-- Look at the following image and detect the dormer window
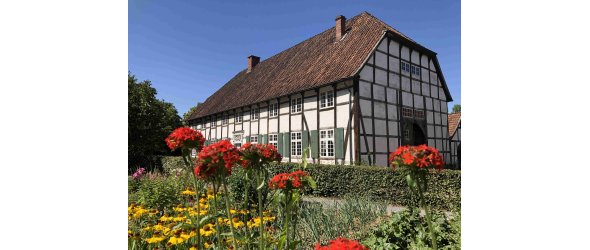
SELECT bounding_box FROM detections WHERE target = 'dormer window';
[291,97,302,113]
[251,107,259,120]
[320,90,334,109]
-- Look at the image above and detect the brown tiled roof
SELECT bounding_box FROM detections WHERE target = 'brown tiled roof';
[189,12,441,120]
[448,112,461,137]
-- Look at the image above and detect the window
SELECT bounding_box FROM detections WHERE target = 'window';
[222,114,229,125]
[320,91,334,108]
[291,97,302,113]
[320,129,335,157]
[404,129,410,140]
[235,112,242,123]
[402,107,413,118]
[250,135,258,144]
[251,107,259,120]
[414,110,425,119]
[401,61,411,73]
[269,103,278,117]
[269,134,278,148]
[291,132,302,156]
[411,65,421,77]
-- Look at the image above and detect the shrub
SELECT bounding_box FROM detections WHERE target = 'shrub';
[163,157,461,211]
[129,173,192,210]
[361,209,461,249]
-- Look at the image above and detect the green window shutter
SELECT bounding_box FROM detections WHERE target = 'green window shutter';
[302,130,309,153]
[258,135,263,144]
[335,127,345,159]
[246,136,251,143]
[278,133,284,155]
[262,134,268,144]
[284,133,291,157]
[310,130,319,158]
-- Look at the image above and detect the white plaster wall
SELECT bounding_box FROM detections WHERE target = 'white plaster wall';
[318,109,334,128]
[251,122,259,135]
[359,65,373,82]
[413,94,423,108]
[401,77,411,91]
[434,100,440,112]
[402,92,412,107]
[421,55,429,67]
[430,72,437,85]
[389,138,399,151]
[268,118,278,133]
[260,118,268,135]
[336,105,349,129]
[374,102,386,119]
[336,89,350,104]
[386,88,397,104]
[412,82,421,94]
[429,60,436,71]
[375,51,387,69]
[387,104,398,120]
[426,111,433,123]
[422,83,430,97]
[360,136,373,152]
[304,90,316,98]
[375,154,388,167]
[411,51,420,64]
[362,118,373,134]
[389,73,400,88]
[374,119,387,135]
[360,99,372,116]
[304,110,316,130]
[377,38,387,52]
[359,81,372,98]
[375,68,387,85]
[304,96,316,110]
[279,100,289,115]
[388,121,398,136]
[291,114,302,131]
[389,40,399,57]
[389,56,400,73]
[401,46,410,60]
[373,84,385,101]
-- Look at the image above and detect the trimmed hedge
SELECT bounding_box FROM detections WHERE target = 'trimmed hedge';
[160,157,461,211]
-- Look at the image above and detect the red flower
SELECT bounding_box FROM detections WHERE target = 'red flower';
[240,143,282,169]
[165,127,205,151]
[389,144,444,170]
[315,237,368,250]
[269,170,309,190]
[194,140,240,179]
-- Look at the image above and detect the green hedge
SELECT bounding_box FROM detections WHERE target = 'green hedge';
[160,157,461,211]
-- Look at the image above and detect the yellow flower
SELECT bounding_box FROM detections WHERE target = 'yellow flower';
[168,236,185,245]
[173,216,186,222]
[218,217,229,225]
[204,240,213,249]
[247,217,262,228]
[200,223,216,237]
[231,217,245,228]
[180,230,196,240]
[145,236,165,244]
[181,189,196,196]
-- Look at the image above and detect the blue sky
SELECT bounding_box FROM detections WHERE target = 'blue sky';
[129,0,460,116]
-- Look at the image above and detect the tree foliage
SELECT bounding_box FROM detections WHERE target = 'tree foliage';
[182,102,202,126]
[128,72,181,172]
[452,104,461,113]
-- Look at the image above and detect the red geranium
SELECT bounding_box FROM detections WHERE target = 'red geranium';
[269,170,309,190]
[194,140,241,179]
[240,143,282,169]
[165,127,205,151]
[389,144,444,170]
[315,237,368,250]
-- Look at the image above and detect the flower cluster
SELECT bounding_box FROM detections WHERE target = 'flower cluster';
[268,170,309,190]
[240,143,282,169]
[165,127,205,151]
[315,237,368,250]
[194,140,241,179]
[132,167,146,180]
[389,144,444,170]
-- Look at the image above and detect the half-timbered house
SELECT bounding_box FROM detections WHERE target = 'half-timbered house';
[187,12,454,167]
[448,112,461,169]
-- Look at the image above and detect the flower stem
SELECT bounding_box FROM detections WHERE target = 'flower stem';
[413,172,437,250]
[255,171,265,250]
[212,179,222,247]
[191,175,202,250]
[284,190,291,250]
[222,178,239,250]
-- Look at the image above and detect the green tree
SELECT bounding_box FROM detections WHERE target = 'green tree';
[182,102,202,126]
[128,72,181,172]
[452,104,461,113]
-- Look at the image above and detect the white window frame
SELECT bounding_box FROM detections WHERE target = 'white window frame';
[250,135,258,144]
[320,90,334,109]
[235,112,242,123]
[290,97,302,114]
[269,134,278,148]
[291,132,302,156]
[251,107,259,121]
[401,61,411,73]
[222,114,229,125]
[269,103,278,117]
[320,129,335,157]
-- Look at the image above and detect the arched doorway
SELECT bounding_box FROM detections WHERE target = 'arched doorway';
[402,122,427,146]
